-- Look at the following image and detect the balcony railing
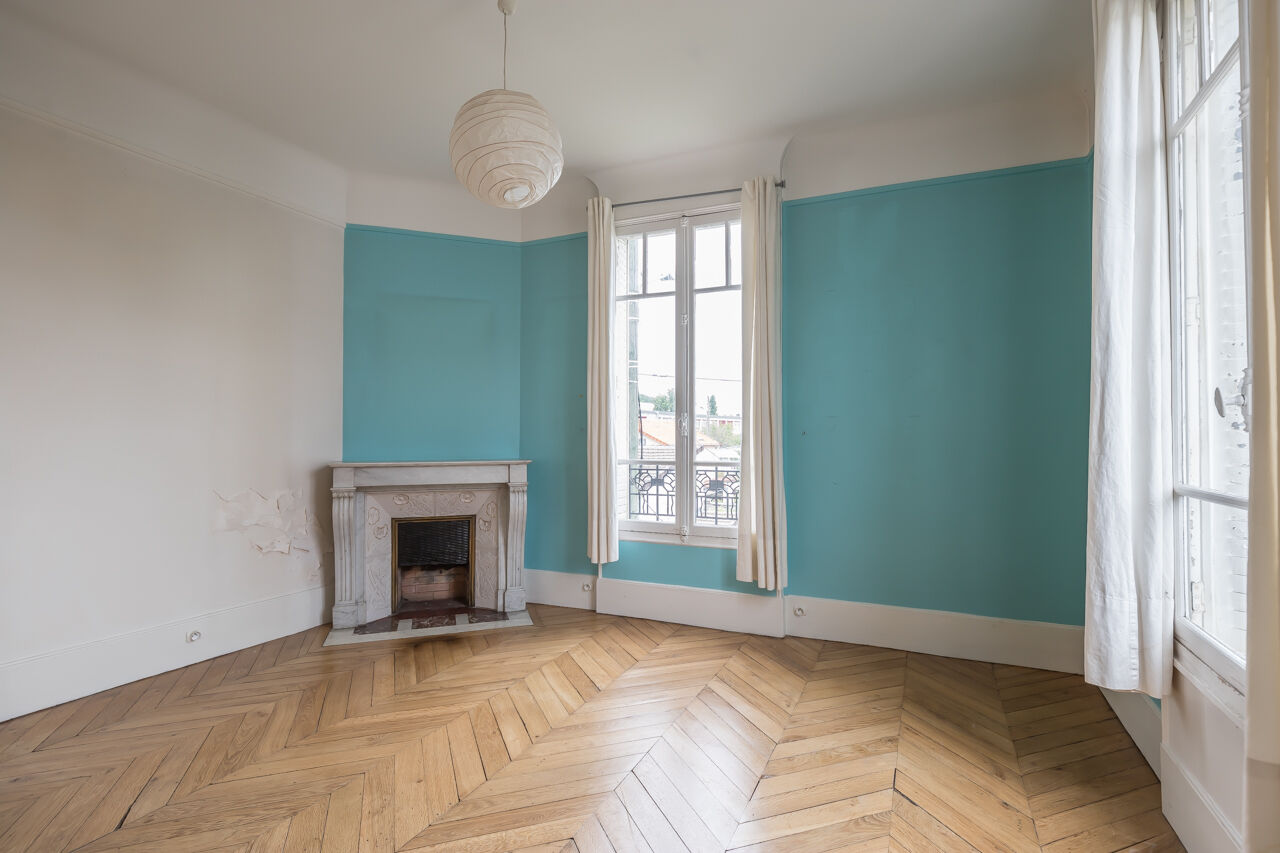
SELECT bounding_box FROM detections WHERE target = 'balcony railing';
[694,463,739,526]
[620,462,739,526]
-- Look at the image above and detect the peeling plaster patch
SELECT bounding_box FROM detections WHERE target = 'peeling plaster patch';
[214,489,326,578]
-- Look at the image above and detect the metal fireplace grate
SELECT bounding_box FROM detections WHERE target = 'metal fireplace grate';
[396,518,471,567]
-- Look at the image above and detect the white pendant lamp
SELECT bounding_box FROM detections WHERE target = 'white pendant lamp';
[449,0,563,209]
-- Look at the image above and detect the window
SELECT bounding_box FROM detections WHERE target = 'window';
[1165,0,1250,676]
[611,209,743,546]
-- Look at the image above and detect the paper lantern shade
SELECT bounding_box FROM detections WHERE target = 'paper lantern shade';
[449,89,563,209]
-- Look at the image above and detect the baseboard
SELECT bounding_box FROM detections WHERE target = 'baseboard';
[1102,689,1163,777]
[1161,745,1243,853]
[783,594,1084,674]
[597,577,784,637]
[0,585,329,722]
[525,568,597,610]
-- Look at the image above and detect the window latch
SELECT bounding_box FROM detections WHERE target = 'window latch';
[679,413,689,437]
[679,524,690,543]
[1214,367,1251,432]
[1190,581,1206,615]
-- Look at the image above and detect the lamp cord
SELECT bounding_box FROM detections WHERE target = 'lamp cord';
[502,13,508,89]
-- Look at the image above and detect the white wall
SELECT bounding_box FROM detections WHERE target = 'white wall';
[1162,644,1247,851]
[0,105,343,721]
[781,86,1092,201]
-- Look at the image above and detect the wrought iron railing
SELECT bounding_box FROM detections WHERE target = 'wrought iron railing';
[621,462,740,525]
[626,463,676,521]
[695,464,740,525]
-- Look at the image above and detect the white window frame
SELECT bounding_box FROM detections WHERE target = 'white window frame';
[1162,0,1251,692]
[614,204,742,549]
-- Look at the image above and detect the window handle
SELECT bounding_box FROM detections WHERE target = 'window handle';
[1213,367,1251,432]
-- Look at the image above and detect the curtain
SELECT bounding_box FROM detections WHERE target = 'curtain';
[1084,0,1175,697]
[1245,2,1280,849]
[736,177,787,591]
[586,197,619,567]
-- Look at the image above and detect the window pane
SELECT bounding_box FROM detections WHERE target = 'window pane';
[615,235,641,296]
[612,294,677,522]
[1210,0,1239,70]
[1176,59,1250,499]
[646,231,675,294]
[694,289,741,527]
[1182,497,1248,657]
[729,220,742,286]
[695,223,726,289]
[1175,0,1201,115]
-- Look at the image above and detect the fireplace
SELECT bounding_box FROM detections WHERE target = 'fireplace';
[393,516,475,612]
[329,460,529,629]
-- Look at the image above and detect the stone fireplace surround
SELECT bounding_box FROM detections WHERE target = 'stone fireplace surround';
[330,461,528,629]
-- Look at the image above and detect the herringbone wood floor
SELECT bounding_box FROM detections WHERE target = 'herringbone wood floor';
[0,604,1183,852]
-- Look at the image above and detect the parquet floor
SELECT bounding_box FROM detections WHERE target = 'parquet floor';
[0,604,1183,852]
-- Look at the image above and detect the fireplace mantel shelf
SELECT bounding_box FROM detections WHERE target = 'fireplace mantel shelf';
[331,460,531,467]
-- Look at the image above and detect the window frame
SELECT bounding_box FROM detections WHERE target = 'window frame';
[1162,0,1251,692]
[613,204,743,549]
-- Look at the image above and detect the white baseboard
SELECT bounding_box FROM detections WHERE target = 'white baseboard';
[783,595,1084,674]
[525,568,597,610]
[597,577,784,637]
[0,585,329,722]
[1102,689,1163,777]
[1161,745,1243,853]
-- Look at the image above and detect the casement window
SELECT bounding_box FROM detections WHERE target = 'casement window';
[611,208,743,547]
[1164,0,1251,684]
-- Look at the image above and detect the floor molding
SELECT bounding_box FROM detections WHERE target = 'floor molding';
[783,594,1085,674]
[0,585,328,722]
[1161,745,1243,853]
[597,577,784,637]
[525,568,597,610]
[1102,689,1163,778]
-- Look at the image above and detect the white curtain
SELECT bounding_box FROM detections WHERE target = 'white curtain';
[1084,0,1175,697]
[736,177,787,591]
[1245,2,1280,848]
[586,197,619,567]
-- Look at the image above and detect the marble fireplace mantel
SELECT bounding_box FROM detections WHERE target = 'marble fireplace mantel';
[330,461,529,629]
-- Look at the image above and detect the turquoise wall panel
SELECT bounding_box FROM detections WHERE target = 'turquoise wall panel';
[343,157,1093,622]
[607,542,773,595]
[520,235,595,577]
[781,159,1093,625]
[343,225,522,462]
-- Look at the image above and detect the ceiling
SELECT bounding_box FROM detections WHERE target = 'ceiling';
[1,0,1092,181]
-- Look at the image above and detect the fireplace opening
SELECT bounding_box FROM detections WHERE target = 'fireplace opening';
[392,516,475,613]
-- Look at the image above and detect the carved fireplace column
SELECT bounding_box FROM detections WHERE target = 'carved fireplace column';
[501,481,528,611]
[330,486,364,628]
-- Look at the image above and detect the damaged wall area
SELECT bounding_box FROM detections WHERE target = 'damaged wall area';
[214,489,329,582]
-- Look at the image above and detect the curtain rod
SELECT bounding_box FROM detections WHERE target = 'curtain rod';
[612,180,786,209]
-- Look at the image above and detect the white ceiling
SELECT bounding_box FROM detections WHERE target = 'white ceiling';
[1,0,1092,181]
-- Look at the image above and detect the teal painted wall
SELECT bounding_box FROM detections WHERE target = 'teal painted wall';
[343,225,522,462]
[518,235,761,592]
[781,159,1093,625]
[343,156,1093,622]
[520,235,595,577]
